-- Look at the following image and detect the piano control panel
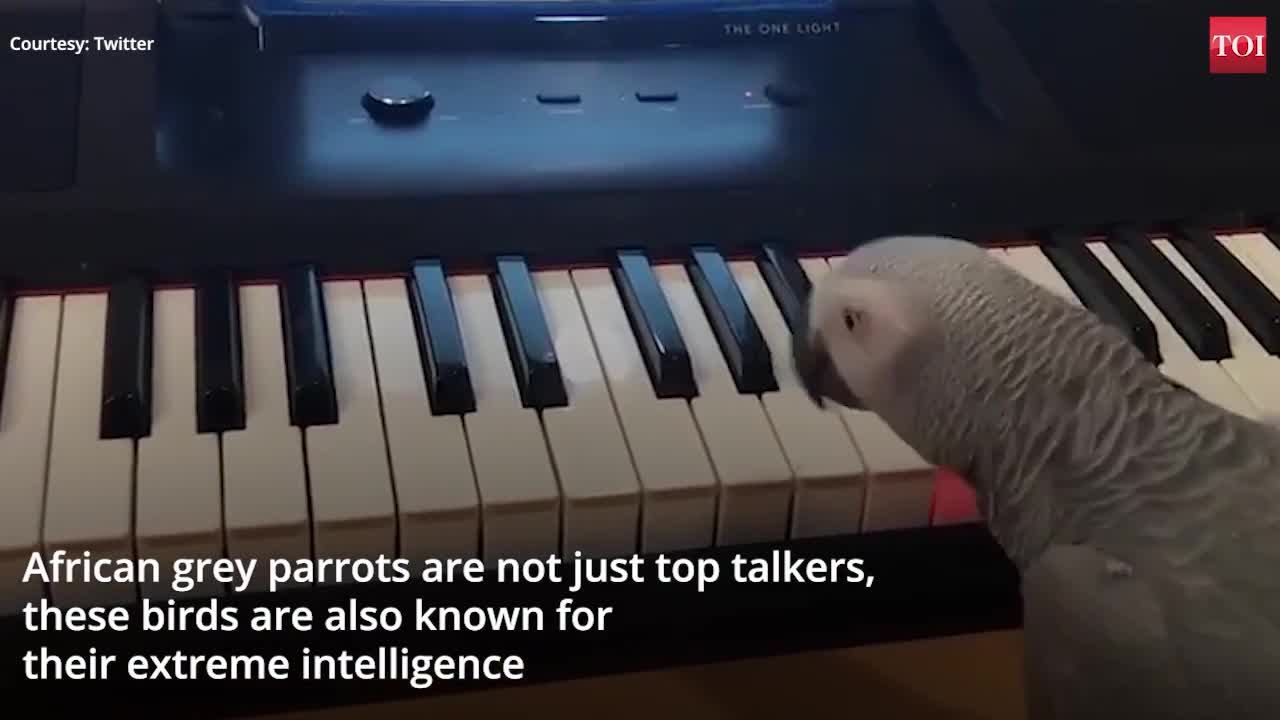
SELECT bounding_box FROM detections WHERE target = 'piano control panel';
[351,75,811,126]
[155,0,1012,197]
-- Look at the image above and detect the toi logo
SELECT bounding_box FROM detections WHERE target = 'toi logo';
[1209,16,1266,74]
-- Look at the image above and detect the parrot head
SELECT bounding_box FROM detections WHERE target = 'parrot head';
[793,235,977,417]
[791,234,1158,477]
[791,257,930,412]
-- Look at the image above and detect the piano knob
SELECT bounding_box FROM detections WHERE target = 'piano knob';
[362,76,435,126]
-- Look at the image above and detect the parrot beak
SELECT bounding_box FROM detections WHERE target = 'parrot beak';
[792,296,865,410]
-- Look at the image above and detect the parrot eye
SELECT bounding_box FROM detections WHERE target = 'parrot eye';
[843,309,859,332]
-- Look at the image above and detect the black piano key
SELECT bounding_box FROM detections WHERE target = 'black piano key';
[491,255,568,409]
[0,282,12,415]
[756,243,812,334]
[195,271,245,433]
[409,259,475,415]
[1107,229,1230,361]
[1041,232,1162,365]
[613,250,697,399]
[686,245,778,394]
[279,265,338,426]
[100,276,153,439]
[1170,227,1280,355]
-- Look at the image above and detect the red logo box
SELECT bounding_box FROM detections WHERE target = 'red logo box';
[1210,16,1267,74]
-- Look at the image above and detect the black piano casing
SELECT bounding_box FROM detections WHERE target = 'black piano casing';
[0,1,1278,715]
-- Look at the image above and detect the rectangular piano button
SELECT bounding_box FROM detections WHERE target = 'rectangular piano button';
[534,269,642,557]
[687,246,777,395]
[572,268,716,553]
[409,259,475,415]
[613,249,696,399]
[537,93,580,105]
[730,260,867,538]
[100,276,153,439]
[303,281,397,567]
[756,243,811,334]
[451,273,560,561]
[814,256,934,532]
[0,296,61,615]
[221,284,310,593]
[1107,230,1230,361]
[657,263,793,545]
[1042,231,1161,365]
[364,279,479,562]
[195,270,245,433]
[135,288,223,600]
[492,255,568,409]
[44,293,136,606]
[1169,227,1280,355]
[635,91,678,103]
[280,265,338,427]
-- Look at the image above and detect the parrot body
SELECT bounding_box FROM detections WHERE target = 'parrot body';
[793,236,1280,719]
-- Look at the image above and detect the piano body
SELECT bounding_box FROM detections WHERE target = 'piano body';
[2,0,1280,714]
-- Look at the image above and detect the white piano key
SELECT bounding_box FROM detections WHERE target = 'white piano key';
[450,274,559,562]
[302,281,397,572]
[1000,245,1084,305]
[42,293,136,607]
[1155,238,1280,416]
[811,257,936,532]
[1084,242,1257,418]
[1223,233,1280,368]
[0,296,62,615]
[1087,242,1198,365]
[1158,359,1261,419]
[1228,234,1280,414]
[1154,239,1270,360]
[1218,232,1280,303]
[135,289,223,600]
[1213,233,1280,360]
[729,260,867,537]
[655,264,793,545]
[571,268,717,553]
[362,279,479,562]
[533,270,642,557]
[1000,242,1257,413]
[220,284,310,592]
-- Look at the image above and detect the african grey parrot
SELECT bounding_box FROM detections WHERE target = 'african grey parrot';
[791,235,1280,719]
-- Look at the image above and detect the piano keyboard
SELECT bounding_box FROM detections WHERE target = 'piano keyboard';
[4,231,1280,614]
